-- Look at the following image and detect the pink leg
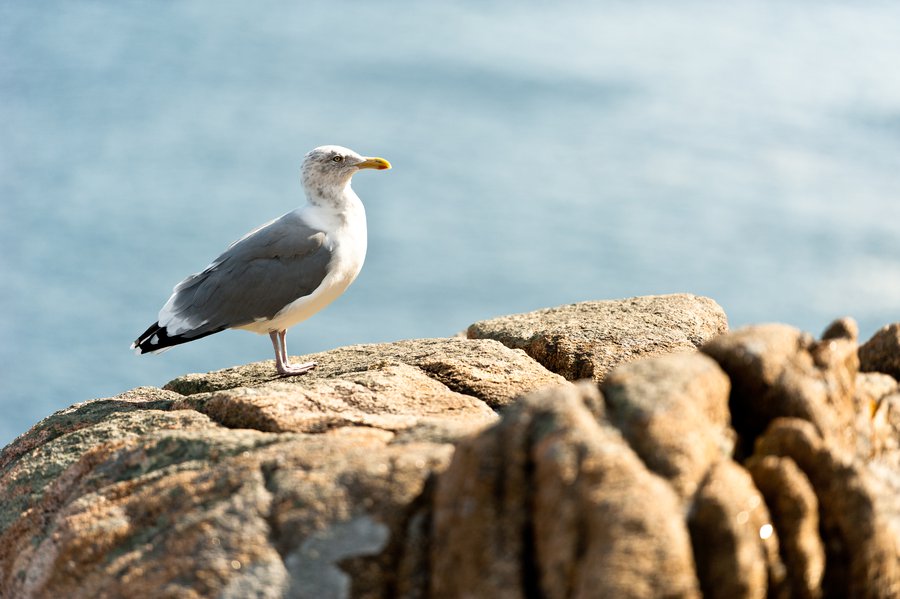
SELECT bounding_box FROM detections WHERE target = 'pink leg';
[278,330,289,363]
[269,330,316,376]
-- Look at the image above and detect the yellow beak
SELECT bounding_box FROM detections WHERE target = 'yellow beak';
[356,157,392,170]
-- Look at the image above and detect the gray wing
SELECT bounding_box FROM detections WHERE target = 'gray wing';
[159,210,333,336]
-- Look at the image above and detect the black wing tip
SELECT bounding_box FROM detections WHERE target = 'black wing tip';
[133,321,167,354]
[133,321,225,354]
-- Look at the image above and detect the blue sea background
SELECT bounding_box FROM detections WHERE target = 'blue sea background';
[2,1,899,447]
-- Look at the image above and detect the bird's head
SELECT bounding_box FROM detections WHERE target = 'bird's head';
[301,145,391,193]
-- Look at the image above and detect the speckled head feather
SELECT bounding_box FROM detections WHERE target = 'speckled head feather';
[301,146,391,203]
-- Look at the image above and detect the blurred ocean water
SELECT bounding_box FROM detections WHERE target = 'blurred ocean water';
[2,1,899,446]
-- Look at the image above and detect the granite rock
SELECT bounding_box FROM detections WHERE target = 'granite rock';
[859,323,900,380]
[2,301,899,598]
[601,352,734,499]
[701,322,858,456]
[467,293,728,382]
[431,383,702,599]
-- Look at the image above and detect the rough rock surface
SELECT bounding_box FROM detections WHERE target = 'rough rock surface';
[860,323,900,380]
[746,454,824,599]
[165,337,565,410]
[467,293,728,382]
[1,338,565,598]
[2,298,899,599]
[174,365,497,439]
[600,352,733,499]
[432,383,701,599]
[688,460,784,599]
[754,419,899,598]
[702,320,900,598]
[854,372,899,459]
[701,322,858,457]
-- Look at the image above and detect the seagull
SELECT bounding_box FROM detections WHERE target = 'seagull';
[132,145,391,375]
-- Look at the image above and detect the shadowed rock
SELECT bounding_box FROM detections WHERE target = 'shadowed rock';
[2,300,899,598]
[701,322,858,456]
[687,460,785,599]
[754,419,900,599]
[821,316,858,342]
[467,293,728,382]
[859,323,900,380]
[746,455,825,599]
[601,352,734,499]
[431,383,702,599]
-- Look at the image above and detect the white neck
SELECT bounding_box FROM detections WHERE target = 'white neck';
[300,182,367,254]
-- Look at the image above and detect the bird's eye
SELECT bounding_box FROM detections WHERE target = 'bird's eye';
[332,155,343,163]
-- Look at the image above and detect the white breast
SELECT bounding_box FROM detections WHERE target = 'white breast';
[237,195,368,334]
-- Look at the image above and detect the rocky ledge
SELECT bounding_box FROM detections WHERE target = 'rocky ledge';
[1,294,898,598]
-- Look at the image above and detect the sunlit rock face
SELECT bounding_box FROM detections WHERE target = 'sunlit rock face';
[2,297,898,598]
